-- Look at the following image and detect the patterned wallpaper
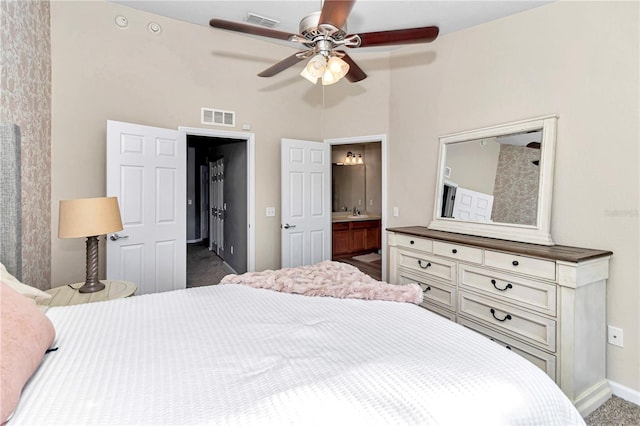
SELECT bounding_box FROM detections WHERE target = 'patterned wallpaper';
[491,144,540,226]
[0,0,51,289]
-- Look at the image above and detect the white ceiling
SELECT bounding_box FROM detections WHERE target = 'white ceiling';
[111,0,551,49]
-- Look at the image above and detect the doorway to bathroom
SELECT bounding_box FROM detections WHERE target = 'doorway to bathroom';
[326,135,387,282]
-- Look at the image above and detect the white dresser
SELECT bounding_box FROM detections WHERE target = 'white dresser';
[388,226,612,416]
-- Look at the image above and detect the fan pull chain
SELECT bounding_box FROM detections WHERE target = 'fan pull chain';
[322,84,326,109]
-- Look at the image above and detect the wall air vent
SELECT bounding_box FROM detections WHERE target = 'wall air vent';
[201,108,235,127]
[246,12,280,28]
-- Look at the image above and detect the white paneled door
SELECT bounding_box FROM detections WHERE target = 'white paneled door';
[106,120,186,294]
[209,158,224,256]
[280,138,330,268]
[452,187,494,222]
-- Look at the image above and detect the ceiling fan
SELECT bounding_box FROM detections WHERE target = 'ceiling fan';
[209,0,439,85]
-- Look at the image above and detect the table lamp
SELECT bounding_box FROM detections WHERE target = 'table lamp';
[58,197,123,293]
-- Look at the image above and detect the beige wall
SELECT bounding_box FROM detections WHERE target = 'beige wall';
[49,1,389,284]
[388,1,639,393]
[0,0,52,290]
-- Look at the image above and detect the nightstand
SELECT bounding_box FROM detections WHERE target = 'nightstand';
[41,280,137,307]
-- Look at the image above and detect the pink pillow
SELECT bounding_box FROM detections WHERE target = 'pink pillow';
[1,282,55,423]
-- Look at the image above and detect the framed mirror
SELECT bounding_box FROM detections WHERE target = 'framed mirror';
[428,115,558,245]
[332,163,365,212]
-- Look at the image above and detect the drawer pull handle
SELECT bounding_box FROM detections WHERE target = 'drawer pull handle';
[421,285,431,293]
[418,260,432,269]
[410,240,415,245]
[452,249,458,254]
[512,260,519,266]
[490,308,512,322]
[490,279,513,291]
[506,345,512,351]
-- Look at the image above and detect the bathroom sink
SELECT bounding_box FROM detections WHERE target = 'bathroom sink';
[348,214,368,219]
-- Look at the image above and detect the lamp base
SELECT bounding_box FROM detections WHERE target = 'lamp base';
[78,281,106,293]
[80,235,106,293]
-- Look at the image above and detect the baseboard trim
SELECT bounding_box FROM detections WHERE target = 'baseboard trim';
[610,380,640,405]
[574,379,612,417]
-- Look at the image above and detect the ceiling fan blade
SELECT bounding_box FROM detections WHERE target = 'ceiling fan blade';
[318,0,356,33]
[210,18,296,41]
[340,53,367,82]
[258,52,306,77]
[354,26,439,48]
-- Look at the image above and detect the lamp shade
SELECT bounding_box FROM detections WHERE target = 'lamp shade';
[58,197,123,238]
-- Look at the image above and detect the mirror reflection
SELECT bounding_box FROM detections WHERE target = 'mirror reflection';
[440,129,542,226]
[332,163,365,212]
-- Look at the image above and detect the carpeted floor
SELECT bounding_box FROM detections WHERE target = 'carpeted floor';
[585,396,640,425]
[186,242,234,288]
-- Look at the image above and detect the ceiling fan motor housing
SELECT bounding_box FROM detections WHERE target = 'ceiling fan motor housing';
[300,12,347,41]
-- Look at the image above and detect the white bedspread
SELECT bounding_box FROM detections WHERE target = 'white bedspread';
[13,284,584,425]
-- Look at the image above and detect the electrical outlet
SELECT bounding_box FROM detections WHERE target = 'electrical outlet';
[608,325,624,347]
[230,246,234,255]
[266,207,275,217]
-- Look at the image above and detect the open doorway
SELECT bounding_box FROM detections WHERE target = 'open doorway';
[185,132,253,287]
[326,135,387,282]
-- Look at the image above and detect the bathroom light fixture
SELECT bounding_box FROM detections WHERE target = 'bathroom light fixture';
[344,152,364,165]
[345,152,353,164]
[300,54,350,86]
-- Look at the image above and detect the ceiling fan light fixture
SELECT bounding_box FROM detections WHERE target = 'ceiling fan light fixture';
[322,68,339,85]
[327,56,349,79]
[306,54,327,79]
[300,66,318,84]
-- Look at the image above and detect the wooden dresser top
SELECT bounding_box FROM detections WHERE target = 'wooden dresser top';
[387,226,612,263]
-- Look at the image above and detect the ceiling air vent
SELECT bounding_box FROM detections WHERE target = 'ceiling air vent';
[201,108,235,127]
[246,12,280,28]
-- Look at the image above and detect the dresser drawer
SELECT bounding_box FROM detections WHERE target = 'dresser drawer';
[458,317,556,381]
[433,240,483,264]
[484,250,556,281]
[459,265,557,316]
[458,291,556,352]
[397,250,456,282]
[393,234,433,252]
[398,271,456,311]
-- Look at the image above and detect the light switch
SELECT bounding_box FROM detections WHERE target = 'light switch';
[393,207,399,217]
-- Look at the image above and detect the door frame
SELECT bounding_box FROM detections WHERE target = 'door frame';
[324,134,388,281]
[179,126,255,272]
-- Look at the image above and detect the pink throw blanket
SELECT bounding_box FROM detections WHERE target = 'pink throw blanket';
[220,261,423,305]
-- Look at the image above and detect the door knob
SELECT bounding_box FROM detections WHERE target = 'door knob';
[283,224,296,229]
[109,233,129,241]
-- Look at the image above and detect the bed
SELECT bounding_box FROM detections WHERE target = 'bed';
[2,261,585,425]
